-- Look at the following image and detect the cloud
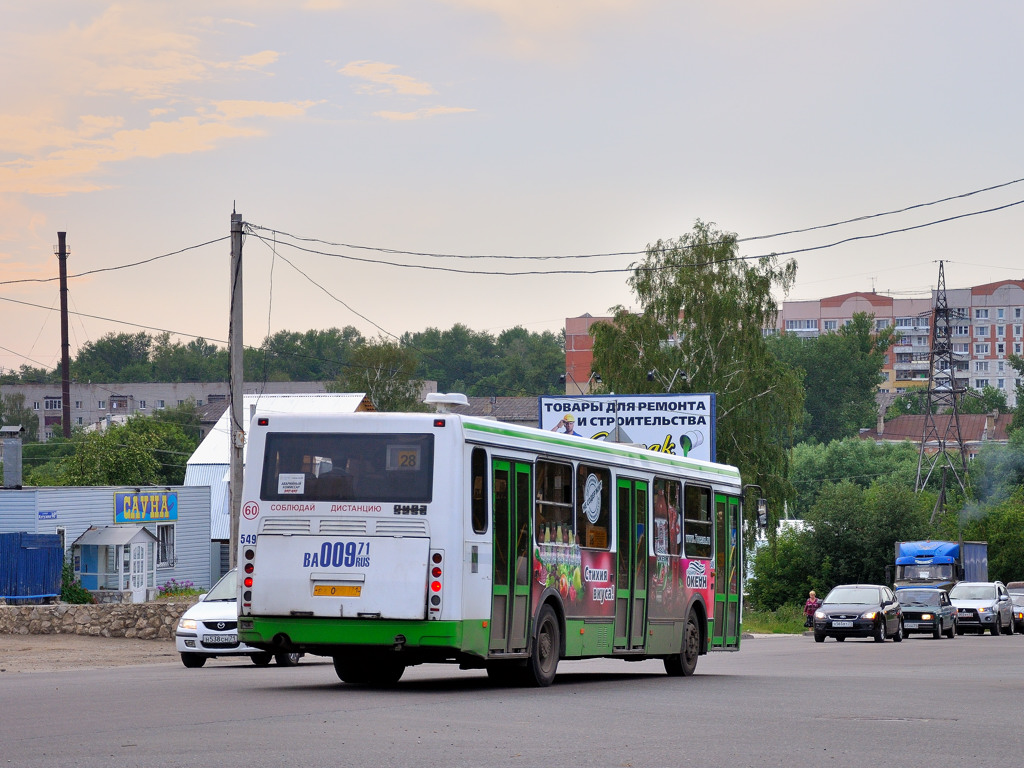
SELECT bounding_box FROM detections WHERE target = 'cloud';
[230,50,281,71]
[303,0,352,9]
[339,61,437,96]
[0,101,320,197]
[55,6,209,100]
[375,106,476,122]
[77,115,126,138]
[0,7,316,199]
[212,100,322,120]
[436,0,652,60]
[441,0,640,29]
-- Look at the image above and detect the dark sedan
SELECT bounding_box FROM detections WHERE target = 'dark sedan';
[896,587,956,639]
[813,584,904,643]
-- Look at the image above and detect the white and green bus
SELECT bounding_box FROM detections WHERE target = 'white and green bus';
[237,410,744,686]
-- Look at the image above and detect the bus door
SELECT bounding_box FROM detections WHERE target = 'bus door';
[489,460,533,655]
[614,478,648,652]
[711,494,742,648]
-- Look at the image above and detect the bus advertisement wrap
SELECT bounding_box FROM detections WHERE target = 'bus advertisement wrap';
[538,394,715,463]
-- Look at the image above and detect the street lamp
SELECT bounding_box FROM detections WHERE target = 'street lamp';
[560,371,601,395]
[647,368,687,393]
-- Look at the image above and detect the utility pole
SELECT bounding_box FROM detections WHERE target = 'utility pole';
[228,211,244,568]
[916,260,968,515]
[56,232,71,439]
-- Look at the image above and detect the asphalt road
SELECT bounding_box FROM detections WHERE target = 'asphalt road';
[1,631,1019,767]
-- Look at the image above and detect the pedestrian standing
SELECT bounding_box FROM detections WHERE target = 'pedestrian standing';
[804,590,821,628]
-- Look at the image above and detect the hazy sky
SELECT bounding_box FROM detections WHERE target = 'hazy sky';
[2,1,1023,376]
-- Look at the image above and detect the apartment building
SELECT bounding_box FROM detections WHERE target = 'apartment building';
[4,381,328,441]
[772,292,935,394]
[563,279,1024,407]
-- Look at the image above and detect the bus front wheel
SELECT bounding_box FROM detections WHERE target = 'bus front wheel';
[665,613,700,677]
[523,604,560,687]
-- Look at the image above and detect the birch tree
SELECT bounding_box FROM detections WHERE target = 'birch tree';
[590,220,804,531]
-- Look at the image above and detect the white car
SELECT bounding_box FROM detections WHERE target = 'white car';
[949,581,1015,636]
[175,569,302,668]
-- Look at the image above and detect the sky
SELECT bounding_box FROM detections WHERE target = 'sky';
[2,1,1023,376]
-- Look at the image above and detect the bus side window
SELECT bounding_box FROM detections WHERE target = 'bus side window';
[682,484,712,559]
[577,464,611,550]
[535,460,573,544]
[471,448,487,534]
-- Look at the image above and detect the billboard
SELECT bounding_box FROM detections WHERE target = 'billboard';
[537,393,715,463]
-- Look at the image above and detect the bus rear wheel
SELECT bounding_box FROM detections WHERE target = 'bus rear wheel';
[665,612,700,677]
[523,604,560,687]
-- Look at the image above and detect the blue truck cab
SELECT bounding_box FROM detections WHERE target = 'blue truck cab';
[893,540,988,593]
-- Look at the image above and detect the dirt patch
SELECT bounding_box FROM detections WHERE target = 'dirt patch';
[0,633,178,674]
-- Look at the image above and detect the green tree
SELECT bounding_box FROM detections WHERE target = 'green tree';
[885,390,927,419]
[404,324,499,393]
[51,415,198,486]
[1010,354,1024,432]
[789,438,920,518]
[802,479,931,589]
[471,327,565,396]
[959,489,1024,584]
[958,385,1010,415]
[589,220,804,533]
[150,333,228,382]
[57,422,163,486]
[748,526,817,610]
[329,338,427,412]
[252,327,365,382]
[770,313,897,444]
[0,390,40,441]
[121,414,199,484]
[71,332,153,382]
[964,428,1024,509]
[151,398,204,446]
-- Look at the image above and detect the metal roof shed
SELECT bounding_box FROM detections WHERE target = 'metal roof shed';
[72,525,159,603]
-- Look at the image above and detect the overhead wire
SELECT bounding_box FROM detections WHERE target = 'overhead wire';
[2,176,1023,380]
[244,195,1024,276]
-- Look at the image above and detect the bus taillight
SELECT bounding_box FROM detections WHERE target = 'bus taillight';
[428,549,444,619]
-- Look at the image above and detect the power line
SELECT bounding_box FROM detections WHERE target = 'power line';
[246,196,1024,277]
[0,237,230,287]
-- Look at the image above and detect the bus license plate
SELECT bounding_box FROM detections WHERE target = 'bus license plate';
[831,620,853,628]
[313,585,362,597]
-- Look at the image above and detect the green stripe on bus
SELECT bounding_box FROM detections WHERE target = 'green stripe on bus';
[242,617,476,652]
[463,421,740,479]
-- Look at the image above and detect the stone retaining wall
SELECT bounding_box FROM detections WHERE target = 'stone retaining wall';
[0,600,199,640]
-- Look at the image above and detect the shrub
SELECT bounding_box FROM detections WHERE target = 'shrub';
[60,560,95,604]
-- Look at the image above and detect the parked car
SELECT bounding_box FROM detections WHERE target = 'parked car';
[948,581,1014,636]
[176,569,302,668]
[896,587,956,639]
[1007,583,1024,633]
[813,584,904,643]
[1010,594,1024,634]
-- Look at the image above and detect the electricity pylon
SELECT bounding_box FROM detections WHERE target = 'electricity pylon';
[915,261,969,520]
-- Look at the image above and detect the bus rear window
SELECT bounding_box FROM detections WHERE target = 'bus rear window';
[260,433,434,503]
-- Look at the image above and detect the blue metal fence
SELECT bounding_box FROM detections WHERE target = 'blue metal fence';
[0,532,63,603]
